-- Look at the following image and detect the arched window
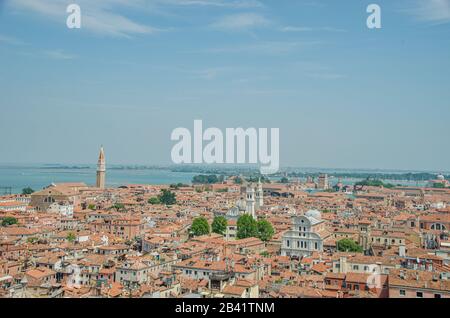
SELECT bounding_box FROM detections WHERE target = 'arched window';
[44,196,55,203]
[432,224,446,231]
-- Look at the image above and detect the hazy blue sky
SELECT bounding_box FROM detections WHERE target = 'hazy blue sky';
[0,0,449,171]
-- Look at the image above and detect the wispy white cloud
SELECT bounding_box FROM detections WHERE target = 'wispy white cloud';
[211,13,270,30]
[307,72,346,80]
[0,34,27,46]
[201,41,321,55]
[18,48,77,60]
[280,26,347,33]
[294,61,347,81]
[193,67,231,80]
[0,31,76,60]
[43,49,77,60]
[159,0,264,8]
[8,0,267,36]
[9,0,159,38]
[406,0,450,24]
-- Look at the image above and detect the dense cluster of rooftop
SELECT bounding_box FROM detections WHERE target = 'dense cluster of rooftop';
[0,172,449,298]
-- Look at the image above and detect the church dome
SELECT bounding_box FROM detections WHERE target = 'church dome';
[227,206,240,217]
[437,174,445,181]
[236,199,246,211]
[305,209,322,220]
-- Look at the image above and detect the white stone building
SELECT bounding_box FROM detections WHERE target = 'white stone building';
[281,210,330,258]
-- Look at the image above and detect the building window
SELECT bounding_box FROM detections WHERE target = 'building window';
[434,294,441,299]
[416,292,423,298]
[400,290,406,296]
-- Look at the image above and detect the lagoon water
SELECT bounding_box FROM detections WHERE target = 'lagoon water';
[0,165,427,195]
[0,165,198,194]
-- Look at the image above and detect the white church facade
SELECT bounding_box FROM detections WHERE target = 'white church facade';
[281,210,331,258]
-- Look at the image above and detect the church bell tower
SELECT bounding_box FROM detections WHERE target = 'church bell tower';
[255,178,264,210]
[96,146,106,189]
[246,184,256,219]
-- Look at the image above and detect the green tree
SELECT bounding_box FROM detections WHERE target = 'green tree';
[170,183,188,189]
[27,237,38,244]
[247,176,270,183]
[355,178,395,189]
[148,197,161,205]
[192,175,220,184]
[237,214,258,239]
[66,232,76,243]
[158,189,177,205]
[337,239,363,253]
[280,177,289,184]
[257,219,275,242]
[433,183,446,189]
[112,203,125,211]
[191,217,210,237]
[1,217,18,227]
[211,216,228,235]
[88,204,96,210]
[22,187,34,195]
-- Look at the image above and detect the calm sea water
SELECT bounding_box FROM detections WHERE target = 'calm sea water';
[0,165,427,195]
[0,165,198,194]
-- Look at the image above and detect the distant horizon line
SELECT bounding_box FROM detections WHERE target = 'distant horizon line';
[0,162,448,175]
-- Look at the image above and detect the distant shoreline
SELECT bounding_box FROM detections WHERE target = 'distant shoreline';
[0,164,442,196]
